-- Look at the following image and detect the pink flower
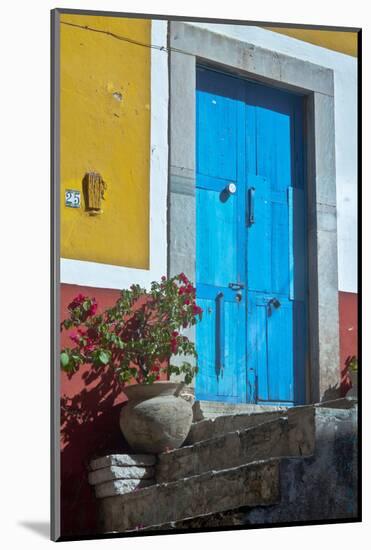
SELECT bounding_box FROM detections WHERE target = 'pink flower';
[69,330,79,344]
[193,304,203,316]
[178,272,189,284]
[68,293,86,310]
[88,301,98,316]
[170,332,179,354]
[185,284,195,295]
[83,343,95,352]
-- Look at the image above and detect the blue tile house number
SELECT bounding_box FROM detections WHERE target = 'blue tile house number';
[65,189,81,208]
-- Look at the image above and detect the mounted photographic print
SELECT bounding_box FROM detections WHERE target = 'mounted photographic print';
[51,8,361,541]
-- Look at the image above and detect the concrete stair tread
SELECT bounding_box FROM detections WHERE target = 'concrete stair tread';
[188,398,357,445]
[100,457,281,532]
[157,415,290,483]
[185,414,288,448]
[187,409,288,445]
[193,400,287,421]
[157,402,358,483]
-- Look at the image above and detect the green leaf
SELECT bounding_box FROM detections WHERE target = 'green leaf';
[60,352,70,369]
[98,350,110,365]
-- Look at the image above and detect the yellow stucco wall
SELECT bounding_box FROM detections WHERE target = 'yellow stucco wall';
[60,14,151,268]
[265,27,358,57]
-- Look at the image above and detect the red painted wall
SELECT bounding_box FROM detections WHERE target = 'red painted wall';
[60,284,126,536]
[60,283,169,536]
[339,291,358,396]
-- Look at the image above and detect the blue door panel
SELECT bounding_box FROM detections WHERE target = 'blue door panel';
[196,187,238,288]
[267,300,294,402]
[249,293,295,403]
[195,67,307,406]
[195,297,216,400]
[246,174,271,293]
[254,300,269,401]
[196,68,244,182]
[271,198,290,296]
[195,294,245,402]
[256,107,292,192]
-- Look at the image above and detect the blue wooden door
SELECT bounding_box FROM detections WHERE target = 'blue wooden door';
[195,67,307,406]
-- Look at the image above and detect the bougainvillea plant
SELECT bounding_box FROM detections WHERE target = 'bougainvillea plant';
[60,273,202,385]
[345,355,358,373]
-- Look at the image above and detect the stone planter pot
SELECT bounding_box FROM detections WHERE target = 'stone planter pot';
[347,370,358,398]
[119,382,193,454]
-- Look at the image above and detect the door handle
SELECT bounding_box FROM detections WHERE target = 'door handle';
[247,187,256,225]
[215,292,224,374]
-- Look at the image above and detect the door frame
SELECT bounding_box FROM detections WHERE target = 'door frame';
[168,22,339,404]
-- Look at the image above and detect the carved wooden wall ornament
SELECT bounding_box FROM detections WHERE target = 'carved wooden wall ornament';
[83,172,106,213]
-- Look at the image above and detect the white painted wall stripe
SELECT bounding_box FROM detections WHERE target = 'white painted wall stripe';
[60,20,169,290]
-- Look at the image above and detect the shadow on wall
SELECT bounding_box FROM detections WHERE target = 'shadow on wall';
[61,364,130,536]
[322,360,354,401]
[339,291,358,397]
[60,284,128,537]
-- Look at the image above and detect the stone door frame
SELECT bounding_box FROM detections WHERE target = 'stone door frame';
[168,22,339,403]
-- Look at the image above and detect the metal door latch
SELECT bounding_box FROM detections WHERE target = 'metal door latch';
[228,282,245,290]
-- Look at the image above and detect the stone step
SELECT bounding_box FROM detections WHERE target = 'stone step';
[88,465,155,486]
[316,397,358,409]
[187,409,287,445]
[99,458,281,532]
[157,402,358,484]
[193,400,287,421]
[88,454,157,499]
[128,403,359,531]
[285,403,357,457]
[94,402,357,533]
[95,478,155,499]
[157,416,290,483]
[90,453,156,471]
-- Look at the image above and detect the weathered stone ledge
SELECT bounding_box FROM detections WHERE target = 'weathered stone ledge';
[100,459,281,532]
[157,417,289,483]
[89,465,155,486]
[95,478,155,499]
[187,409,287,444]
[90,453,156,471]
